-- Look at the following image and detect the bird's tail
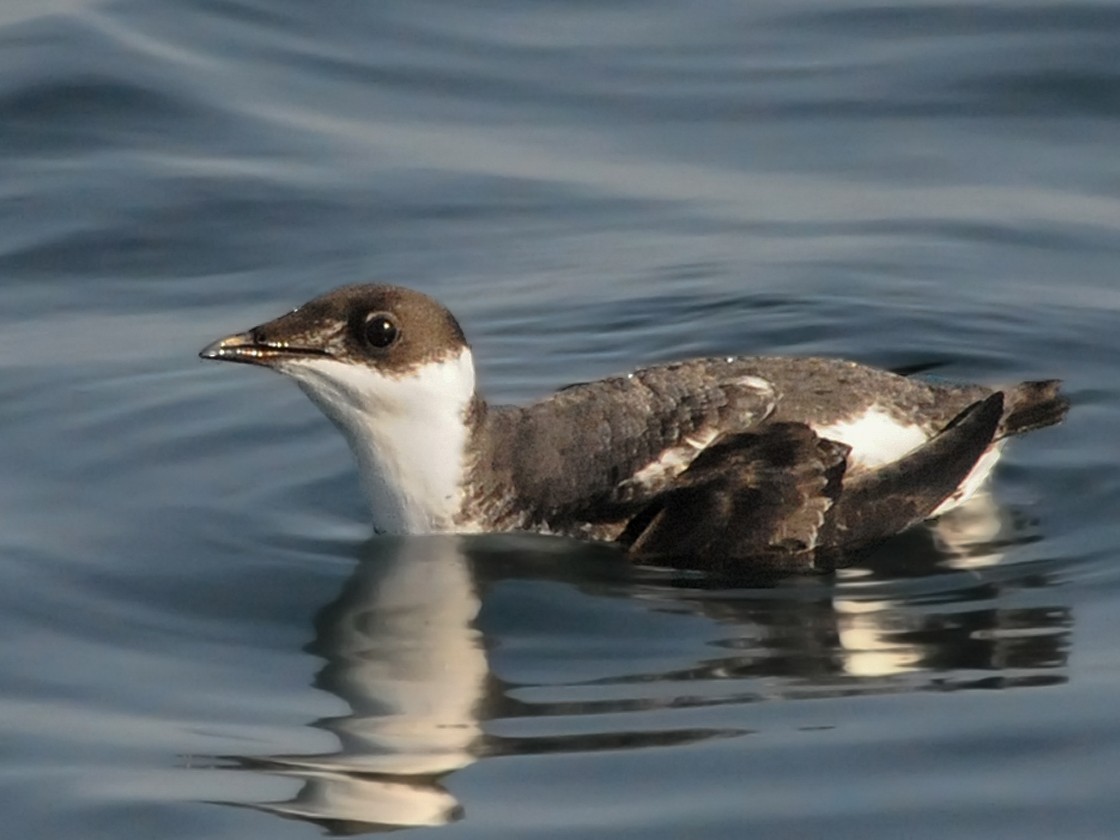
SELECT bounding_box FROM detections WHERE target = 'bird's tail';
[998,380,1069,440]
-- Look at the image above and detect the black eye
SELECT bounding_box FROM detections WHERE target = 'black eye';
[363,313,399,348]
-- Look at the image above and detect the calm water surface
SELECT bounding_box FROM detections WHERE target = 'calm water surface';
[2,1,1119,837]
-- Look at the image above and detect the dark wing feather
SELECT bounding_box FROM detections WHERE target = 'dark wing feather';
[618,423,849,559]
[621,394,1004,565]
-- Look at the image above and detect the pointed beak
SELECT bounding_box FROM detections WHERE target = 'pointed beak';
[199,331,271,366]
[200,326,336,367]
[200,331,248,359]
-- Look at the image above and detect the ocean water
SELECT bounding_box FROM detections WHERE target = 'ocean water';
[2,1,1119,837]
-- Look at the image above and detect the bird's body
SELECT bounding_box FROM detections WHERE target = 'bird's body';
[201,284,1067,564]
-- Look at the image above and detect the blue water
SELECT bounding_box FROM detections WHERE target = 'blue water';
[2,1,1119,837]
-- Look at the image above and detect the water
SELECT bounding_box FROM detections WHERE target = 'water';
[2,1,1119,837]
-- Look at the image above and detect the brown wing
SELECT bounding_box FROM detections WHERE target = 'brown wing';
[620,394,1004,566]
[618,423,849,559]
[469,361,779,533]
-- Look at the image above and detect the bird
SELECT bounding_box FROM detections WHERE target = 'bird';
[200,284,1067,565]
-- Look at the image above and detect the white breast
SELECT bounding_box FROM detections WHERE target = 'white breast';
[280,349,476,534]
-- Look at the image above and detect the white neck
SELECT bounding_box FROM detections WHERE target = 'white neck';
[282,349,477,534]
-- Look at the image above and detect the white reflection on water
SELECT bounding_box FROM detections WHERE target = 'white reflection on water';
[212,514,1072,834]
[239,537,486,830]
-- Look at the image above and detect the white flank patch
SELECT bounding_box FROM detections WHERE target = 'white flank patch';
[279,349,476,534]
[815,404,1004,515]
[812,405,930,470]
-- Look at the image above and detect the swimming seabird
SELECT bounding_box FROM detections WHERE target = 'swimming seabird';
[200,285,1067,564]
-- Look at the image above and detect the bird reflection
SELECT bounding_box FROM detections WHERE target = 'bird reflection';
[218,514,1070,834]
[233,536,487,832]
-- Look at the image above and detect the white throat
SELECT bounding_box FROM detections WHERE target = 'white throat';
[281,349,477,534]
